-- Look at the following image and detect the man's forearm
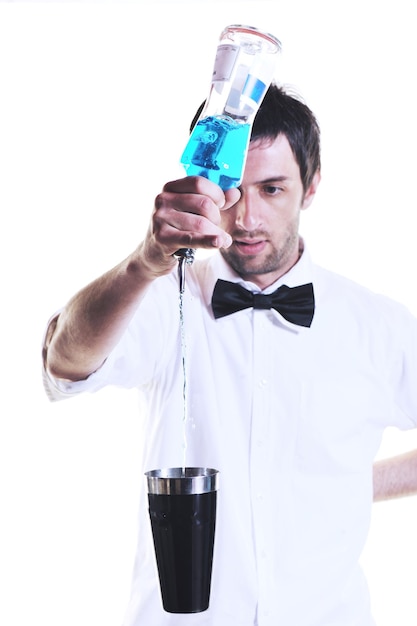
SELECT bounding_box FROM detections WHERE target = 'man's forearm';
[373,449,417,502]
[44,248,165,382]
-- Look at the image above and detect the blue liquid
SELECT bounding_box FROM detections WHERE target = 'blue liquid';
[180,116,251,190]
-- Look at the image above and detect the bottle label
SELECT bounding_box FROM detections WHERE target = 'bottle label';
[212,44,239,82]
[242,75,267,104]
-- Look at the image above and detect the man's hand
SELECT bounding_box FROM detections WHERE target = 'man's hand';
[138,176,240,279]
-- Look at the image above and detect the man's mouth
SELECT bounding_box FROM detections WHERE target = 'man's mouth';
[233,239,267,255]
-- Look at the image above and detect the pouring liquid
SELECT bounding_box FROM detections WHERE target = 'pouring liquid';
[177,256,191,475]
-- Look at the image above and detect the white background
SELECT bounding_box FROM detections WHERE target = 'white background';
[1,1,416,624]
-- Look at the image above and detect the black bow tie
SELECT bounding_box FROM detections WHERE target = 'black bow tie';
[211,279,315,327]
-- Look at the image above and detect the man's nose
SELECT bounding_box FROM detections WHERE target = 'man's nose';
[234,192,262,231]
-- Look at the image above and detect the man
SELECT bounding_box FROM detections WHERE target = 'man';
[43,84,417,625]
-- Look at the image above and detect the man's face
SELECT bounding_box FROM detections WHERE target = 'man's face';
[220,133,319,289]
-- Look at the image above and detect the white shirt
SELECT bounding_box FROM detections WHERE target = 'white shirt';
[44,247,417,626]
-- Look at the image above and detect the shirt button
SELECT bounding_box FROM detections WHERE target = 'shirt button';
[258,379,268,388]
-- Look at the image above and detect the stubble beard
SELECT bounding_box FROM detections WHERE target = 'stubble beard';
[220,225,300,285]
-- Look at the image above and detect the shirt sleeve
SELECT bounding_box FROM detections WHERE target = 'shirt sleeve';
[41,311,123,402]
[391,303,417,429]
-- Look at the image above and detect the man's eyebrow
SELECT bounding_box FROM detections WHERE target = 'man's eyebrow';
[238,176,293,192]
[256,175,292,184]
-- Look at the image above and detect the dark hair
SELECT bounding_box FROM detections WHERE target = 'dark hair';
[251,83,321,192]
[190,83,321,193]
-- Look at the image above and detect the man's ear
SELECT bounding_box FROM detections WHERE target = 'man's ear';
[301,170,321,210]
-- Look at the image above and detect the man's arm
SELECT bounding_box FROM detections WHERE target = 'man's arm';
[45,176,237,382]
[373,449,417,501]
[45,251,159,381]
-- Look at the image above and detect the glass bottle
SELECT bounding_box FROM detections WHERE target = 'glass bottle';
[180,25,282,191]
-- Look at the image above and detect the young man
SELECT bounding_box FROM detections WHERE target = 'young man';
[43,84,417,626]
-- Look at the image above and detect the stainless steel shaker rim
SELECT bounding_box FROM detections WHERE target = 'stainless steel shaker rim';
[145,467,219,495]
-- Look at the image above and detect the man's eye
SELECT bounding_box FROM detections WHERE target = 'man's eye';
[263,185,283,195]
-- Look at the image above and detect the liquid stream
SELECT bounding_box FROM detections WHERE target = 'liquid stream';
[178,257,190,475]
